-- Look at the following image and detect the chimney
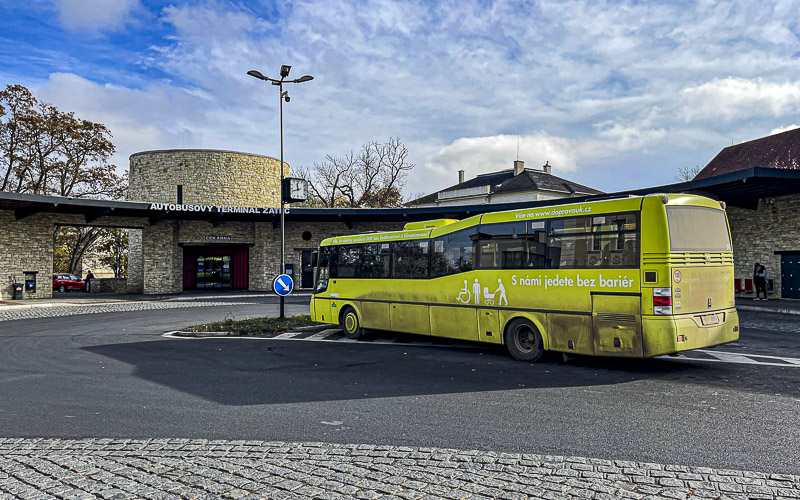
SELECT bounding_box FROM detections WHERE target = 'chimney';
[458,170,465,183]
[543,161,551,175]
[513,160,525,176]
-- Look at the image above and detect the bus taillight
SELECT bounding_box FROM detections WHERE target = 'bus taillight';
[653,288,673,315]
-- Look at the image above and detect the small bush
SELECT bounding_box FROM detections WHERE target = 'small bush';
[184,314,315,335]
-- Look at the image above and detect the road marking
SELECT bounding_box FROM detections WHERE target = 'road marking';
[165,328,800,367]
[667,349,800,368]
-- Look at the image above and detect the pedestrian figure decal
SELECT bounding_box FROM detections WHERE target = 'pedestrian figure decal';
[495,278,508,306]
[472,278,481,305]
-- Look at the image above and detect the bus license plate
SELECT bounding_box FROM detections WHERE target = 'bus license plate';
[701,314,720,326]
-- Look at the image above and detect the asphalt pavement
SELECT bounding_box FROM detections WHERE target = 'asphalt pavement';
[0,298,799,477]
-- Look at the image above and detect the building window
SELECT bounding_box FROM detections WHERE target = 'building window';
[177,185,183,204]
[302,231,312,241]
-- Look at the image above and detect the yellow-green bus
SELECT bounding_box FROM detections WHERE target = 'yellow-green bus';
[310,193,739,362]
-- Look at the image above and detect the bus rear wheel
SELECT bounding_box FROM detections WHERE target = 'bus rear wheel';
[340,307,363,340]
[504,319,544,362]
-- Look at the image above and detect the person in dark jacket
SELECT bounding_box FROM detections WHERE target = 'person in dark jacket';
[85,270,95,293]
[754,263,768,300]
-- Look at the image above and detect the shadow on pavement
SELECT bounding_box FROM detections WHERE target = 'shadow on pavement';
[82,332,798,406]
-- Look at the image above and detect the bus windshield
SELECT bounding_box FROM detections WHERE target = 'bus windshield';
[666,206,731,251]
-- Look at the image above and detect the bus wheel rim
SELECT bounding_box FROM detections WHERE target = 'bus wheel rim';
[515,325,536,352]
[345,313,357,333]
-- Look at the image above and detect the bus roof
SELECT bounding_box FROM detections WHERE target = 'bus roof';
[318,193,719,246]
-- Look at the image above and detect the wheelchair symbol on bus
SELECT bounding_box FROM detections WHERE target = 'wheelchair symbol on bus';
[457,278,507,306]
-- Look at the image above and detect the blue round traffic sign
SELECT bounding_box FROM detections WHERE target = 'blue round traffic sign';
[273,274,294,296]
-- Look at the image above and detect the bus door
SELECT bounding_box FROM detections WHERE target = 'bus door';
[591,293,643,357]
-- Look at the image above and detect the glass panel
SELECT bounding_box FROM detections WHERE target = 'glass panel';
[337,245,362,278]
[315,251,330,293]
[431,228,475,277]
[392,240,429,279]
[667,206,731,251]
[549,216,592,235]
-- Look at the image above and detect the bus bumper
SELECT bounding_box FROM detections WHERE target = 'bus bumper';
[642,308,739,357]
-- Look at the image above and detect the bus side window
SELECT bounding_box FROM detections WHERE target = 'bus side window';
[362,243,390,278]
[315,251,330,293]
[392,240,429,279]
[431,228,475,277]
[337,245,362,278]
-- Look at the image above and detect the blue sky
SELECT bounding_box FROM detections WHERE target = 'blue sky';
[2,0,800,198]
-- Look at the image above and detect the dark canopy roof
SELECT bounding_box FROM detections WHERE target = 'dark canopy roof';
[0,167,797,228]
[696,127,800,180]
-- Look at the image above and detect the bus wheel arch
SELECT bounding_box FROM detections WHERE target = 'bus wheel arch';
[503,317,545,362]
[339,305,363,340]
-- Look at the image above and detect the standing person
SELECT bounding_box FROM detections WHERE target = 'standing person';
[755,264,768,300]
[85,269,94,293]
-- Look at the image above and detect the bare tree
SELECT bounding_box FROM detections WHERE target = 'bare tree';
[299,138,414,208]
[675,165,702,182]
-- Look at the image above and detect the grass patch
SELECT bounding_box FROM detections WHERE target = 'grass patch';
[184,314,316,335]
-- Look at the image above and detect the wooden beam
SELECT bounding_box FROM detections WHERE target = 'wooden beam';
[15,203,57,221]
[84,207,114,223]
[149,210,168,226]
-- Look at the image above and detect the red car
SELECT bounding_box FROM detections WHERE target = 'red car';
[52,274,85,293]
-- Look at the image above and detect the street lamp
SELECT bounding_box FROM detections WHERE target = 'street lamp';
[248,65,314,319]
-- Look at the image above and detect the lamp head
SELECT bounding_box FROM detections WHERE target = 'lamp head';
[247,70,266,80]
[294,75,314,83]
[280,65,291,78]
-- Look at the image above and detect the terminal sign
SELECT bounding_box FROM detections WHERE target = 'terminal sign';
[273,274,294,296]
[148,203,289,214]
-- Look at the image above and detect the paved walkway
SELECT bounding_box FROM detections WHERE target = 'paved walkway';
[0,439,797,499]
[736,297,800,316]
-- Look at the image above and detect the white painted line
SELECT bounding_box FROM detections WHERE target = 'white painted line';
[272,331,304,340]
[696,349,800,364]
[304,329,342,340]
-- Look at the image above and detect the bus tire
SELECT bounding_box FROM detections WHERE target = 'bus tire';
[340,307,363,340]
[504,318,545,362]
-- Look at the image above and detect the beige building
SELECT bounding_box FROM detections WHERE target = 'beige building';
[411,160,602,207]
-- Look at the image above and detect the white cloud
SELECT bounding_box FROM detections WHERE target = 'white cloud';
[56,0,141,33]
[426,133,579,186]
[22,0,800,196]
[682,77,800,122]
[770,124,800,135]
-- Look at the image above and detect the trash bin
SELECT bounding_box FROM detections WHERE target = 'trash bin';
[12,283,23,300]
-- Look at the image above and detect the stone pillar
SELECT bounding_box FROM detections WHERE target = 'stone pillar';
[0,211,55,300]
[127,229,144,293]
[142,222,182,294]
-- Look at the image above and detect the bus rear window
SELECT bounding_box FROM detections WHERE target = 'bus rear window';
[666,206,731,251]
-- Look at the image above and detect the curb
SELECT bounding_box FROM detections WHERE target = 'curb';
[164,324,331,339]
[737,305,800,316]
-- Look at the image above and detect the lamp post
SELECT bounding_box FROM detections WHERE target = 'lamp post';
[247,66,314,319]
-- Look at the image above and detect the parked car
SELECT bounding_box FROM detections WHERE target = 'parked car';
[52,274,85,293]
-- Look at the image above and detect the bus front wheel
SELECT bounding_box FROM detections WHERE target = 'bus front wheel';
[504,319,544,362]
[340,307,363,340]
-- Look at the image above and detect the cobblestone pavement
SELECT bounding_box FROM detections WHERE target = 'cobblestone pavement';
[0,439,798,499]
[0,301,257,322]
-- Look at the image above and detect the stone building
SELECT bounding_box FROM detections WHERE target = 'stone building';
[4,142,800,300]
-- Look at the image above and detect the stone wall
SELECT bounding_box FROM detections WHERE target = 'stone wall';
[89,278,127,293]
[128,149,286,207]
[127,229,143,293]
[141,222,182,295]
[0,211,55,300]
[727,194,800,298]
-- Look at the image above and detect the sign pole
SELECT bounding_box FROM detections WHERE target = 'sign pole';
[279,80,285,320]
